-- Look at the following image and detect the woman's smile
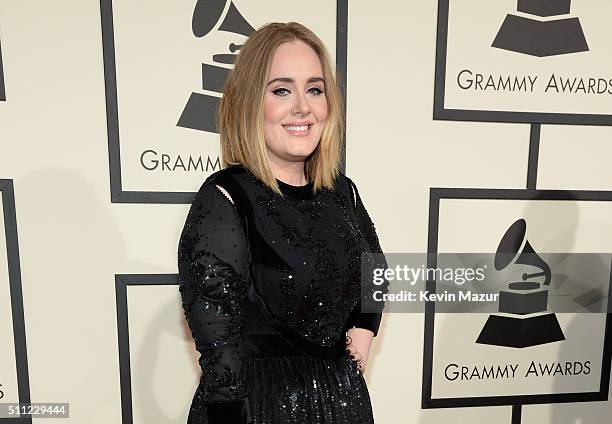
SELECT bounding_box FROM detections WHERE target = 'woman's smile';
[282,122,313,136]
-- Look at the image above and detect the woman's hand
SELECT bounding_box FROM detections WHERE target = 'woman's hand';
[345,327,374,372]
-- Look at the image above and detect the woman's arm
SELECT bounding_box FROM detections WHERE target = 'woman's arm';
[345,176,389,371]
[178,182,252,424]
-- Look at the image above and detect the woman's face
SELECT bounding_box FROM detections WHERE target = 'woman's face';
[263,39,328,168]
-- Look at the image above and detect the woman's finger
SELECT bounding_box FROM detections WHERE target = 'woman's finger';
[346,344,363,363]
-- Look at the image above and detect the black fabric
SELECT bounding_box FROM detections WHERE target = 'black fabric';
[178,164,388,424]
[206,397,252,423]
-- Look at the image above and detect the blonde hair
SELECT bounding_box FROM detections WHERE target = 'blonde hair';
[217,22,344,194]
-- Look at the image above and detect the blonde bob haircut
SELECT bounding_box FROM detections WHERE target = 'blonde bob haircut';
[218,22,344,195]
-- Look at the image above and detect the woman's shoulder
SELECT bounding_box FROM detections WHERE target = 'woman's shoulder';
[202,164,246,186]
[337,172,356,189]
[188,165,249,207]
[192,165,247,193]
[331,171,358,208]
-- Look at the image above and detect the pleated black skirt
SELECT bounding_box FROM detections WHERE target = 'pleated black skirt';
[187,352,375,424]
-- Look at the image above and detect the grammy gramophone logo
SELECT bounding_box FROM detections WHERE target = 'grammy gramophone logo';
[177,0,255,133]
[476,218,565,348]
[492,0,589,57]
[0,39,6,101]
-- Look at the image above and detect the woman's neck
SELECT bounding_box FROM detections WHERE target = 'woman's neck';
[267,158,307,186]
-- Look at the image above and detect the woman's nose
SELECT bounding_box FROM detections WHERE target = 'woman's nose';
[292,92,310,116]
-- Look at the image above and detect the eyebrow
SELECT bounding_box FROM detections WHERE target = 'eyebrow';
[267,77,325,86]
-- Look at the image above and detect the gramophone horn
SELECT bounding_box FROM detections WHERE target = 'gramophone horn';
[192,0,255,38]
[515,239,552,286]
[494,218,526,271]
[219,1,255,37]
[192,0,226,38]
[494,218,551,286]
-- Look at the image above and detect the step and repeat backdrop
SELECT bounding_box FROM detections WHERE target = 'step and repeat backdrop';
[1,1,611,423]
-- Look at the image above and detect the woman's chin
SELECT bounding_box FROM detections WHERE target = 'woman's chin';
[284,145,318,159]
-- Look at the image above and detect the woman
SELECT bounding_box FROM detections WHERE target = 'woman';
[178,22,387,424]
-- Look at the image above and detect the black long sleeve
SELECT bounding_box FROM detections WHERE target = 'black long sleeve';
[345,177,389,337]
[178,182,252,424]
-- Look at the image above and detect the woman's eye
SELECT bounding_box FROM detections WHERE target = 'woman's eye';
[272,87,324,97]
[272,88,290,96]
[308,87,324,95]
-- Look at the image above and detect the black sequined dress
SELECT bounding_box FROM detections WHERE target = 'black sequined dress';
[178,164,387,424]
